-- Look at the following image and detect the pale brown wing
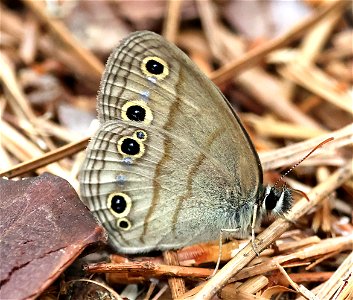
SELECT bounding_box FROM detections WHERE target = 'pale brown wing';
[80,31,263,253]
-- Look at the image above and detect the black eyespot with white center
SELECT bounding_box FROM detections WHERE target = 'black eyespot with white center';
[110,194,126,214]
[119,219,129,228]
[107,192,131,218]
[146,59,164,75]
[141,56,169,80]
[116,218,131,231]
[126,105,146,122]
[118,133,146,159]
[121,138,140,156]
[121,100,153,125]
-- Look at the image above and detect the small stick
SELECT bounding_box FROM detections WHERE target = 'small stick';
[163,250,187,299]
[286,272,333,284]
[144,280,158,300]
[85,261,212,279]
[232,235,352,282]
[162,0,183,43]
[209,0,349,85]
[315,251,353,300]
[0,137,89,178]
[151,284,169,300]
[275,262,318,300]
[22,0,104,81]
[260,123,353,171]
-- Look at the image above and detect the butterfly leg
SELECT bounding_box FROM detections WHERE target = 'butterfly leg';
[209,227,240,278]
[251,203,260,256]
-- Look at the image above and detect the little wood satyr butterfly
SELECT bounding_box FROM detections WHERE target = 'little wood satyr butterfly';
[79,31,292,254]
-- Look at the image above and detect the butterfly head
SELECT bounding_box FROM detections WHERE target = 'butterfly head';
[261,185,292,216]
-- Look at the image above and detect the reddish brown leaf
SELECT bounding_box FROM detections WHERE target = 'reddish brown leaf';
[0,173,107,300]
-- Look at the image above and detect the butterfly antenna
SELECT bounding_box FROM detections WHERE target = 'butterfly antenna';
[291,188,310,202]
[274,137,334,188]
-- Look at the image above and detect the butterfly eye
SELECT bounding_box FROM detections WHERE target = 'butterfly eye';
[264,189,277,210]
[116,218,131,231]
[121,100,153,125]
[142,56,169,80]
[107,192,132,218]
[263,187,292,215]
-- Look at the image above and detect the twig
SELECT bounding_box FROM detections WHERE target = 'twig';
[209,0,349,85]
[144,280,158,300]
[286,272,333,284]
[85,261,212,279]
[305,250,341,271]
[220,275,268,299]
[151,284,169,300]
[280,0,345,101]
[334,272,353,300]
[315,251,353,300]
[0,52,55,150]
[275,262,318,300]
[22,0,104,82]
[198,0,322,129]
[279,62,353,114]
[259,123,353,171]
[231,236,352,282]
[0,121,71,179]
[0,53,37,124]
[162,0,183,43]
[276,236,320,253]
[242,114,328,140]
[85,235,352,284]
[163,250,186,299]
[0,137,88,178]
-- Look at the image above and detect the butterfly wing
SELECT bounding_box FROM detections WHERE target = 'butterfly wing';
[80,31,263,253]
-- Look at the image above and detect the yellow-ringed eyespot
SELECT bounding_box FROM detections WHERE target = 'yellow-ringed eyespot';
[133,129,147,141]
[116,218,132,231]
[107,192,132,218]
[117,136,145,159]
[121,100,153,124]
[141,56,169,80]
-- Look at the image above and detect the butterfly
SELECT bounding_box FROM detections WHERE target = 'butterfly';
[79,31,292,253]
